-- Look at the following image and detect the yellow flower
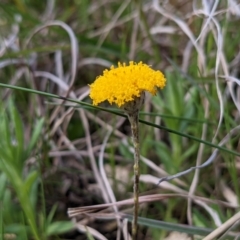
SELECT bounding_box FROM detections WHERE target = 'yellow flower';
[89,61,166,107]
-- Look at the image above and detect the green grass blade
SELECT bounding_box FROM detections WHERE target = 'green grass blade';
[26,117,44,155]
[124,215,236,239]
[0,83,239,157]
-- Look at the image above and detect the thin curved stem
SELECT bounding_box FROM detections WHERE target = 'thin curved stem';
[127,112,140,240]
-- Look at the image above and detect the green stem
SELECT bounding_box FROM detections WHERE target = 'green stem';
[128,112,140,240]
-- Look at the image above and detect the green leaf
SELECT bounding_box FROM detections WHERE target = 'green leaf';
[152,141,173,172]
[4,223,30,237]
[164,72,184,117]
[8,99,24,172]
[46,221,74,236]
[0,173,7,200]
[0,112,13,165]
[137,215,211,235]
[2,189,13,223]
[22,171,39,198]
[26,117,44,155]
[46,204,58,225]
[125,215,235,239]
[0,197,3,240]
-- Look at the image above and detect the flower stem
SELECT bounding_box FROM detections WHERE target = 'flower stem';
[127,112,140,240]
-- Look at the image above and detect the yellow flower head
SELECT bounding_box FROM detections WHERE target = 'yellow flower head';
[89,61,166,107]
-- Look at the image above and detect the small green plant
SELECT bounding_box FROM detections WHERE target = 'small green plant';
[0,99,74,239]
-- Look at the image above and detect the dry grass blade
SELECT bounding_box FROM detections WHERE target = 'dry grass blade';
[203,211,240,240]
[68,194,168,218]
[152,0,206,71]
[24,20,78,90]
[73,220,108,240]
[68,192,239,219]
[98,130,124,240]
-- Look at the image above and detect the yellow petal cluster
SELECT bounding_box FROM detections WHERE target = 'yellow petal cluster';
[89,61,166,107]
